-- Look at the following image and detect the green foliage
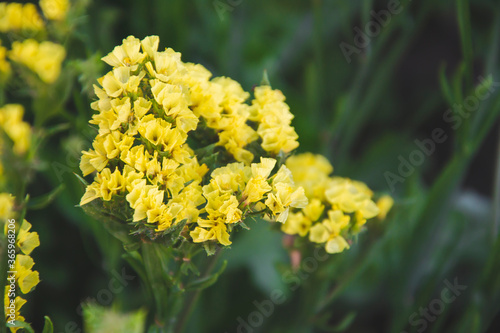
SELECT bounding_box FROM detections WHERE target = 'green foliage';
[2,0,499,332]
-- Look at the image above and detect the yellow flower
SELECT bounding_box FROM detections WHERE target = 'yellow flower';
[15,254,40,294]
[325,177,379,219]
[16,220,40,255]
[303,198,325,222]
[285,152,333,200]
[205,194,242,224]
[40,0,69,21]
[138,117,169,146]
[191,218,232,246]
[281,212,312,237]
[100,67,145,97]
[212,76,249,107]
[80,167,142,206]
[265,165,308,223]
[0,3,44,32]
[376,195,394,220]
[126,179,165,222]
[206,162,250,195]
[10,40,65,83]
[243,177,272,203]
[249,85,300,154]
[0,40,11,76]
[156,202,184,231]
[141,36,160,58]
[309,210,350,254]
[4,291,27,332]
[0,192,15,220]
[0,104,31,155]
[147,48,185,81]
[102,36,146,69]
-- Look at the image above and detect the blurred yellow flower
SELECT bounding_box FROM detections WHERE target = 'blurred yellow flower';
[0,104,31,155]
[376,195,394,220]
[40,0,69,21]
[9,39,66,83]
[0,41,11,77]
[283,153,392,254]
[0,2,44,32]
[0,192,14,219]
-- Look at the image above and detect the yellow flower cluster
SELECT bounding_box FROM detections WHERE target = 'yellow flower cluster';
[191,158,307,246]
[9,39,66,83]
[1,194,40,332]
[249,86,299,154]
[0,0,69,31]
[0,2,44,32]
[80,35,306,247]
[0,1,69,84]
[0,104,31,155]
[282,153,392,254]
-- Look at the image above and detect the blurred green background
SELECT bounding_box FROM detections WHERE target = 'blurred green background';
[17,0,500,332]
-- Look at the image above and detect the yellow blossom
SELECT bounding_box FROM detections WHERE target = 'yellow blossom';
[14,254,40,294]
[0,40,11,77]
[10,40,65,83]
[281,212,312,237]
[0,104,31,155]
[285,152,333,200]
[0,192,14,220]
[40,0,69,21]
[0,2,44,32]
[309,210,350,254]
[249,85,299,154]
[16,220,40,255]
[191,219,232,246]
[376,195,394,220]
[102,36,146,69]
[4,292,27,332]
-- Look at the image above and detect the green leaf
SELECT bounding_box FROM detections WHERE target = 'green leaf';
[44,123,71,137]
[27,184,65,210]
[318,312,357,332]
[160,219,187,247]
[83,303,147,333]
[438,64,455,106]
[185,260,227,291]
[73,172,89,187]
[42,316,54,333]
[238,221,251,230]
[79,197,140,250]
[260,69,271,86]
[203,242,218,256]
[457,0,473,91]
[7,320,35,333]
[198,150,221,173]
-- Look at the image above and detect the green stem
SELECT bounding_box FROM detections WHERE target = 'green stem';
[174,251,221,333]
[492,123,500,241]
[142,242,173,332]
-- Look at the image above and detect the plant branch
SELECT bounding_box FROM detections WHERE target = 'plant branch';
[174,250,222,333]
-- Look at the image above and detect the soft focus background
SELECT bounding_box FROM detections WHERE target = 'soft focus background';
[15,0,500,332]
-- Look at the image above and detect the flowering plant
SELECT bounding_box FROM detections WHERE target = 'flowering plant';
[78,35,391,332]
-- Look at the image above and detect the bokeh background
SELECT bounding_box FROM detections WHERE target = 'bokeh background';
[13,0,500,332]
